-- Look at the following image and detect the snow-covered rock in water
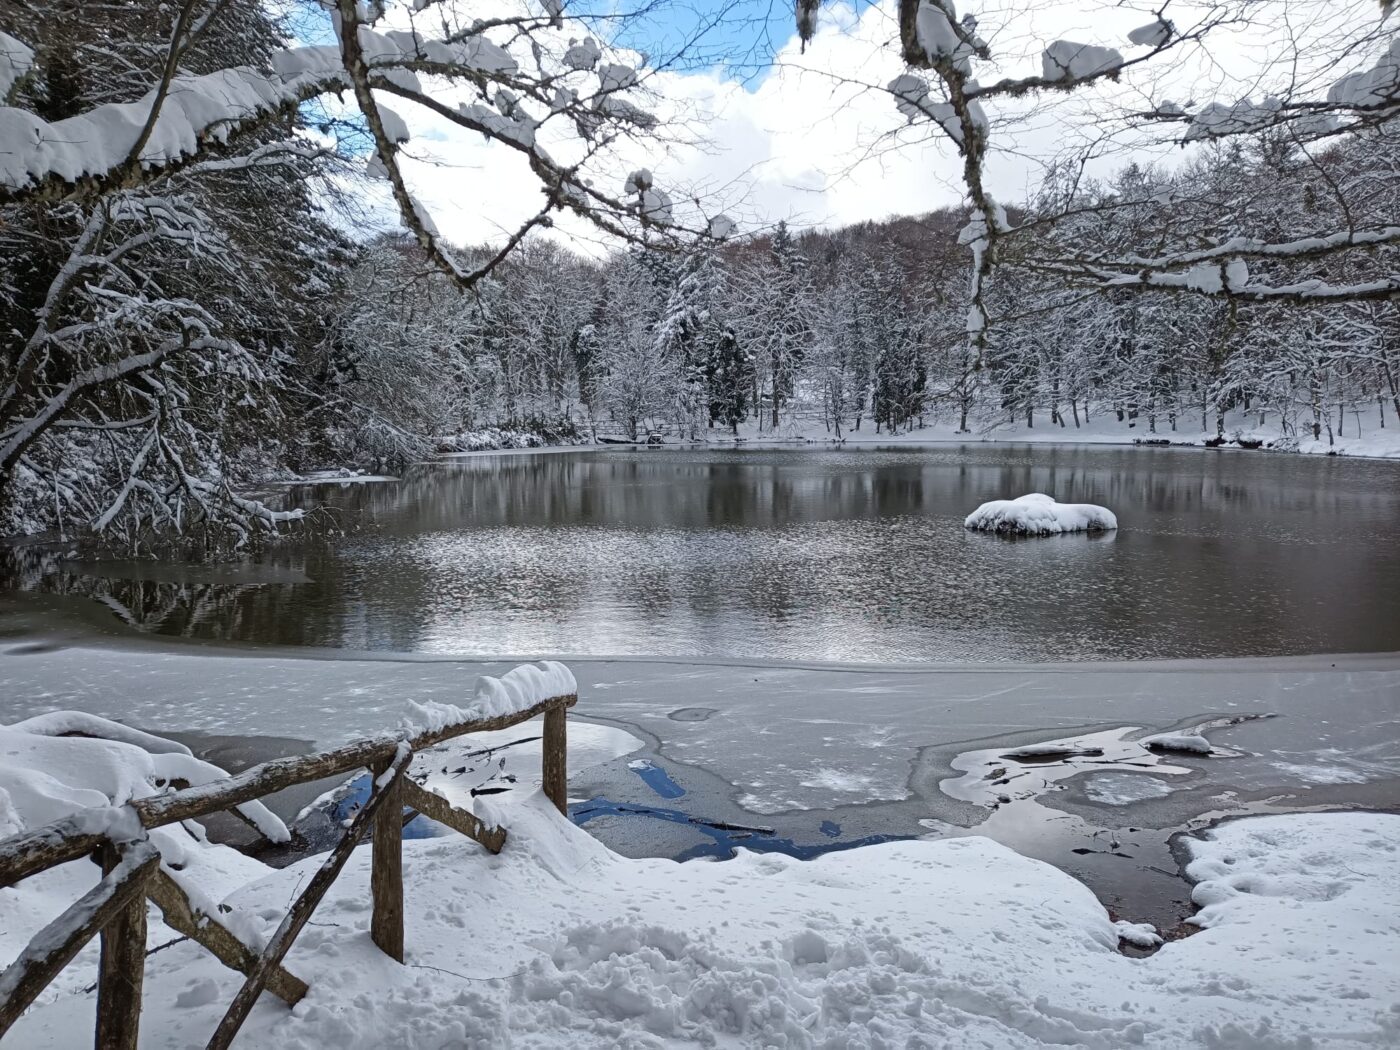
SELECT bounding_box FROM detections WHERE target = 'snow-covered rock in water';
[1141,731,1213,754]
[963,492,1118,535]
[1114,919,1163,947]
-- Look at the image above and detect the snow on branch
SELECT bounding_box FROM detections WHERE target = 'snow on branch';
[0,30,33,101]
[1154,38,1400,144]
[1030,259,1400,305]
[1039,41,1124,84]
[1064,227,1400,270]
[864,0,1400,331]
[0,6,657,218]
[0,54,347,203]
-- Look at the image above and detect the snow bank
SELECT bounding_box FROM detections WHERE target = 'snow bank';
[434,427,549,453]
[0,713,284,985]
[964,492,1118,535]
[0,720,1394,1050]
[6,710,193,755]
[11,797,1397,1049]
[0,716,286,841]
[0,30,34,98]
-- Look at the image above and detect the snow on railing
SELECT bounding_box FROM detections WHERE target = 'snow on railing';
[0,663,578,1048]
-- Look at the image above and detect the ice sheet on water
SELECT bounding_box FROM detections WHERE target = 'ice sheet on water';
[1083,773,1176,806]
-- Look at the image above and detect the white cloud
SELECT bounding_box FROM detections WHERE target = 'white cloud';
[377,0,1388,251]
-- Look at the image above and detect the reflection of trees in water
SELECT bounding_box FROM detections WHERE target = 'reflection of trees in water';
[5,448,1398,659]
[292,449,1400,541]
[0,546,367,646]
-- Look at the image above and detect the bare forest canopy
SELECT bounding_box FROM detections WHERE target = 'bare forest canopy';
[1,0,1397,551]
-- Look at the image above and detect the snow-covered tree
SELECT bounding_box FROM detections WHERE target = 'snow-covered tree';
[0,0,697,546]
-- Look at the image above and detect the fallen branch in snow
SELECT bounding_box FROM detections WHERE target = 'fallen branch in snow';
[146,866,308,1005]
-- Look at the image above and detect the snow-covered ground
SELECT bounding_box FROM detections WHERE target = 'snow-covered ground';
[1,637,1397,1045]
[6,783,1398,1048]
[724,403,1400,460]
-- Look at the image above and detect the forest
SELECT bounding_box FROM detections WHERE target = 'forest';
[1,0,1396,547]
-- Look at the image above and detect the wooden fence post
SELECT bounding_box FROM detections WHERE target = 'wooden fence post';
[0,844,158,1043]
[542,701,568,816]
[370,752,406,963]
[207,746,410,1050]
[95,843,147,1050]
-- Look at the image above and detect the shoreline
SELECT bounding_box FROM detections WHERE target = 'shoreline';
[4,606,1397,944]
[425,430,1400,463]
[7,585,1398,674]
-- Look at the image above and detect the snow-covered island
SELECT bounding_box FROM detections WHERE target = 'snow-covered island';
[964,493,1119,536]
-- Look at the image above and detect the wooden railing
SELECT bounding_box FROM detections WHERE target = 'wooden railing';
[0,692,577,1049]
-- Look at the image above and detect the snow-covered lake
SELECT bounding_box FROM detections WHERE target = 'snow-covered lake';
[14,444,1400,661]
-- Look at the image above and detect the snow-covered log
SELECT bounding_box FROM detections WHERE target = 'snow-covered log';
[964,493,1118,535]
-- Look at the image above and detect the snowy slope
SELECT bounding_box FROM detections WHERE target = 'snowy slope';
[6,798,1397,1048]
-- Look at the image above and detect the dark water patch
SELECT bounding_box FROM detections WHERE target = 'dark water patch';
[329,772,439,839]
[627,759,686,799]
[569,797,907,862]
[668,708,717,722]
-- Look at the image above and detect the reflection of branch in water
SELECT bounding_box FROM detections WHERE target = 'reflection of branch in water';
[184,583,259,637]
[94,594,138,627]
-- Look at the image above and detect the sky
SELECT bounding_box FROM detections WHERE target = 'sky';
[346,0,1389,252]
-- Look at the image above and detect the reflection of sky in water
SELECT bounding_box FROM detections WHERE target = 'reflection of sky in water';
[35,445,1400,662]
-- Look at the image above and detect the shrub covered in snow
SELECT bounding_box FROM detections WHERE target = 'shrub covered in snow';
[964,492,1118,535]
[435,428,547,453]
[435,419,589,454]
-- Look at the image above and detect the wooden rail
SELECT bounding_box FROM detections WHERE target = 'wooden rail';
[0,692,577,1048]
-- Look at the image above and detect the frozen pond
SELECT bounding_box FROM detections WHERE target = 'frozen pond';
[16,444,1400,661]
